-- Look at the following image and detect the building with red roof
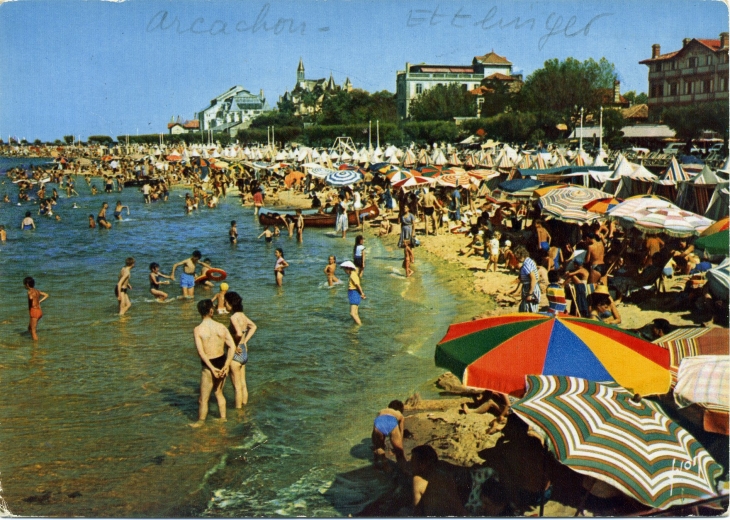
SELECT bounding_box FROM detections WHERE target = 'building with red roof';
[639,33,729,121]
[396,51,522,118]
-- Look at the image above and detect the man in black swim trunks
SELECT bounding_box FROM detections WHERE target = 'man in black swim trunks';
[191,299,237,428]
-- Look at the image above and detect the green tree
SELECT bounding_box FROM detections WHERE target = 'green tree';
[601,108,625,148]
[663,102,729,152]
[88,135,114,145]
[519,57,617,130]
[479,80,516,118]
[249,110,300,129]
[623,91,649,105]
[408,84,477,122]
[63,135,74,145]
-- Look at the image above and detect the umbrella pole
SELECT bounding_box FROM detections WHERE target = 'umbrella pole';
[539,442,547,517]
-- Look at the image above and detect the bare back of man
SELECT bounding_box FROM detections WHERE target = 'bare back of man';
[191,299,236,427]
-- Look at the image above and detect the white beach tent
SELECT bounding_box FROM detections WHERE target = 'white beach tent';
[704,181,730,221]
[676,164,720,214]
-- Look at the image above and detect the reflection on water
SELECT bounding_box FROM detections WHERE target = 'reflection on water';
[0,160,492,516]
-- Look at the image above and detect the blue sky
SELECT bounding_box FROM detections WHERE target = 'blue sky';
[0,0,727,141]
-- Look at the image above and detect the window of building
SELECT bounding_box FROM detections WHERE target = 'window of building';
[462,84,468,91]
[670,82,678,96]
[684,81,693,94]
[415,83,423,94]
[650,83,663,98]
[707,55,713,65]
[720,77,727,91]
[671,61,677,70]
[688,57,699,68]
[703,79,713,93]
[655,63,662,73]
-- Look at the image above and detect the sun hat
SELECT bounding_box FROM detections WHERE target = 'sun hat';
[504,240,512,247]
[340,261,357,270]
[593,285,610,295]
[220,282,229,291]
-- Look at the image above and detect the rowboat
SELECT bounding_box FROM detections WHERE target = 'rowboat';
[258,204,379,228]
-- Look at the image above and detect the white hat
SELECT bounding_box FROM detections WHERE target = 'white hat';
[504,240,512,247]
[340,261,357,270]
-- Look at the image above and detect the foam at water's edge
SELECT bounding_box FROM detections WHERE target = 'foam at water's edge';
[0,476,13,517]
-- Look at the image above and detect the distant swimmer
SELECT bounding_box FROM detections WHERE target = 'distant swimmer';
[171,250,209,298]
[225,291,257,408]
[0,225,6,242]
[148,262,172,302]
[274,248,289,287]
[24,276,48,341]
[97,202,112,229]
[190,299,237,427]
[116,257,135,315]
[296,209,304,243]
[324,255,340,286]
[114,200,130,220]
[229,220,238,244]
[88,214,96,228]
[21,211,35,230]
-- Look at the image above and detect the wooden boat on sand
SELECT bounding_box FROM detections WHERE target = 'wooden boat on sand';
[258,204,379,228]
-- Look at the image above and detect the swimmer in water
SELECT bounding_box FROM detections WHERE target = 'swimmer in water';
[116,257,135,315]
[258,227,274,243]
[324,255,341,286]
[148,262,172,302]
[190,299,237,427]
[274,248,289,287]
[114,200,130,220]
[211,282,230,314]
[24,276,49,341]
[89,214,96,228]
[21,211,35,230]
[0,225,6,242]
[229,220,238,244]
[97,202,112,229]
[224,291,257,408]
[171,250,209,299]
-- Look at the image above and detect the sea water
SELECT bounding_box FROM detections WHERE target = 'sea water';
[0,158,490,516]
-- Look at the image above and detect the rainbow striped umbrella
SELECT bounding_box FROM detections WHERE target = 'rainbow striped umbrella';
[437,173,471,187]
[512,375,722,510]
[435,313,671,397]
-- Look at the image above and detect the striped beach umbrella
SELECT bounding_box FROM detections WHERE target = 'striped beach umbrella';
[392,175,434,191]
[324,169,362,186]
[606,197,677,220]
[512,375,723,510]
[437,173,471,187]
[627,207,714,237]
[538,186,611,224]
[435,313,671,397]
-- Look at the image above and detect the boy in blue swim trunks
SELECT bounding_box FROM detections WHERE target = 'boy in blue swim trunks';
[171,250,210,299]
[372,400,405,469]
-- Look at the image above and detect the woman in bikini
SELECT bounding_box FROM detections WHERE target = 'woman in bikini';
[24,276,48,341]
[274,248,289,287]
[224,291,257,408]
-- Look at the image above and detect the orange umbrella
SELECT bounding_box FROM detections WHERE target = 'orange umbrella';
[700,216,729,237]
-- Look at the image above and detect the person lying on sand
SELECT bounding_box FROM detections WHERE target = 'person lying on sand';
[461,391,511,434]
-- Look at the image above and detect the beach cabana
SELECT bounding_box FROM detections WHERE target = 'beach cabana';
[512,375,722,511]
[704,181,729,221]
[676,165,720,214]
[651,157,691,200]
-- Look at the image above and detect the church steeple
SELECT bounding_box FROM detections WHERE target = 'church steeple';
[297,57,305,83]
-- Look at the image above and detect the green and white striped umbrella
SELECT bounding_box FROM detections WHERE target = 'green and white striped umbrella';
[512,375,722,510]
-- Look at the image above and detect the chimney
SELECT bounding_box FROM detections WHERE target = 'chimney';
[260,89,264,100]
[721,32,729,49]
[613,80,621,103]
[683,38,691,47]
[652,44,661,59]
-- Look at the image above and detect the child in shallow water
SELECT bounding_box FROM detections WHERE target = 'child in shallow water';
[324,255,340,286]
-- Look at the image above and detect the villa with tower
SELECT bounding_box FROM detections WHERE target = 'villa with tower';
[279,58,353,117]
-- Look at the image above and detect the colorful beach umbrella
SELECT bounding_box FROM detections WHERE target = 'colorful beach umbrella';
[606,198,677,220]
[582,197,623,214]
[325,169,362,186]
[700,216,729,237]
[694,229,729,255]
[392,175,434,191]
[512,375,723,510]
[437,173,471,187]
[626,207,714,237]
[674,355,729,435]
[654,327,729,383]
[435,313,671,397]
[538,186,611,224]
